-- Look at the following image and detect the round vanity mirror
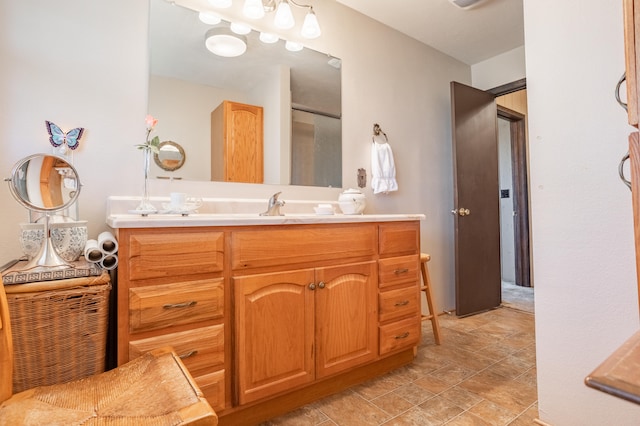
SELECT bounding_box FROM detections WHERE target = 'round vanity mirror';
[154,141,185,172]
[7,154,81,270]
[9,154,81,212]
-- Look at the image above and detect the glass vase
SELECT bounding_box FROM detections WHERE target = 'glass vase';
[136,148,156,212]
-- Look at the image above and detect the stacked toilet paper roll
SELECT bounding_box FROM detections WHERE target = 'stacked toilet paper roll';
[84,231,119,270]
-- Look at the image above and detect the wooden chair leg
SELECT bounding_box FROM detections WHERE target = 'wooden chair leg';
[420,253,442,345]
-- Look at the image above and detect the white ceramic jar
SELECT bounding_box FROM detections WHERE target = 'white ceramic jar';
[338,188,366,215]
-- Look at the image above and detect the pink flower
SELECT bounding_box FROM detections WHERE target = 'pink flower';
[145,114,158,131]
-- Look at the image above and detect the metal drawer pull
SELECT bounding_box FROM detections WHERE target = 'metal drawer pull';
[163,301,197,309]
[619,151,632,191]
[394,268,409,274]
[178,350,198,359]
[394,332,410,339]
[616,72,628,111]
[318,281,326,289]
[394,300,409,307]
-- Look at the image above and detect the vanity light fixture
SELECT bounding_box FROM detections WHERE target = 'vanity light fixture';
[274,0,295,29]
[207,0,321,40]
[205,27,248,57]
[243,0,265,19]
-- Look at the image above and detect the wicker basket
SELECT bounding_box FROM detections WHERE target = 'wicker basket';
[5,272,111,393]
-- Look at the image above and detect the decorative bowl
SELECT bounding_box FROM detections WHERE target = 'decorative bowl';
[19,221,88,262]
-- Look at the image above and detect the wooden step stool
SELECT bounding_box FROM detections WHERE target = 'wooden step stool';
[420,253,442,345]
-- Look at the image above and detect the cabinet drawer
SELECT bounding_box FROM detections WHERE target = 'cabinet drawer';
[378,255,419,289]
[129,325,224,376]
[196,370,226,413]
[379,222,419,257]
[128,231,224,280]
[379,316,420,356]
[231,224,376,270]
[379,285,420,323]
[129,278,223,333]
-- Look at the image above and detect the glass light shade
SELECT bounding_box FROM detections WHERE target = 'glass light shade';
[300,9,321,39]
[274,0,295,29]
[285,40,303,52]
[230,22,252,35]
[199,11,222,25]
[259,32,279,43]
[205,29,247,57]
[243,0,265,19]
[208,0,232,7]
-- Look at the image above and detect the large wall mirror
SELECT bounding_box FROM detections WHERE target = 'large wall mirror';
[148,0,342,187]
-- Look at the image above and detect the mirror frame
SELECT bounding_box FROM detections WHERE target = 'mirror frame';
[8,153,81,213]
[154,140,186,172]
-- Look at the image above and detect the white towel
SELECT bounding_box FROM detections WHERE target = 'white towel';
[371,139,398,194]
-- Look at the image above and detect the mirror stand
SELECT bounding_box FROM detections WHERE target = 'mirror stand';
[7,153,82,272]
[22,213,71,271]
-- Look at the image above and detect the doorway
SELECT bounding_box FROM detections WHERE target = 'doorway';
[494,86,534,313]
[450,80,532,317]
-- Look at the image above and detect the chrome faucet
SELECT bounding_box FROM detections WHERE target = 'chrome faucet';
[260,192,285,216]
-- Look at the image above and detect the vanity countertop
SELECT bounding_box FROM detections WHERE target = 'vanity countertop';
[106,213,425,229]
[106,196,424,228]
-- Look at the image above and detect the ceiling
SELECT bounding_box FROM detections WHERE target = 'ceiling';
[335,0,524,65]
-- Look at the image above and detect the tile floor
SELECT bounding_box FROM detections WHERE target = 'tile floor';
[262,306,537,426]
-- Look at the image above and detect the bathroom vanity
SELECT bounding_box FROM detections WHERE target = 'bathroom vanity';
[108,204,424,425]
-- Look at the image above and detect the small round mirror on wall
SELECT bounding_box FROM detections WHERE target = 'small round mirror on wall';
[7,154,81,270]
[154,141,185,172]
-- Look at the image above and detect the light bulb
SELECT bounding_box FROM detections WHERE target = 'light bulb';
[243,0,265,19]
[259,32,279,43]
[274,0,295,30]
[230,22,252,35]
[300,9,321,39]
[199,11,221,25]
[285,40,303,52]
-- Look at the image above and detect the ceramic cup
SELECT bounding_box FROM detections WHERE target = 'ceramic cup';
[170,192,187,209]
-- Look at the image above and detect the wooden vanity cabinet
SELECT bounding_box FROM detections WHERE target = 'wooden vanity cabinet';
[234,261,377,405]
[232,225,378,405]
[378,223,421,355]
[115,220,421,424]
[115,228,228,413]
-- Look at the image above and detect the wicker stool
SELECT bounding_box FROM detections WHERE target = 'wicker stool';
[420,253,442,345]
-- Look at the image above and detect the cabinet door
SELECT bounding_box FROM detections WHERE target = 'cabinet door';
[234,269,315,405]
[315,261,377,378]
[212,100,264,183]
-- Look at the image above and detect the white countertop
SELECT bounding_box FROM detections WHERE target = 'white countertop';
[105,196,424,228]
[106,213,425,228]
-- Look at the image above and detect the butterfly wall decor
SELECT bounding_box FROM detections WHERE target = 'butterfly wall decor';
[45,120,84,150]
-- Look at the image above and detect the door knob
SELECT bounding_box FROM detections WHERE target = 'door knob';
[451,208,470,216]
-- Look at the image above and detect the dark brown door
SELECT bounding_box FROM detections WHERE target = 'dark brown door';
[450,81,501,316]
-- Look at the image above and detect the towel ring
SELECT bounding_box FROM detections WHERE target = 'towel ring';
[373,123,388,142]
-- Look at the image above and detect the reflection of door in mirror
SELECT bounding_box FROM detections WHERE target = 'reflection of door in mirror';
[211,100,264,183]
[40,156,64,208]
[291,110,342,187]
